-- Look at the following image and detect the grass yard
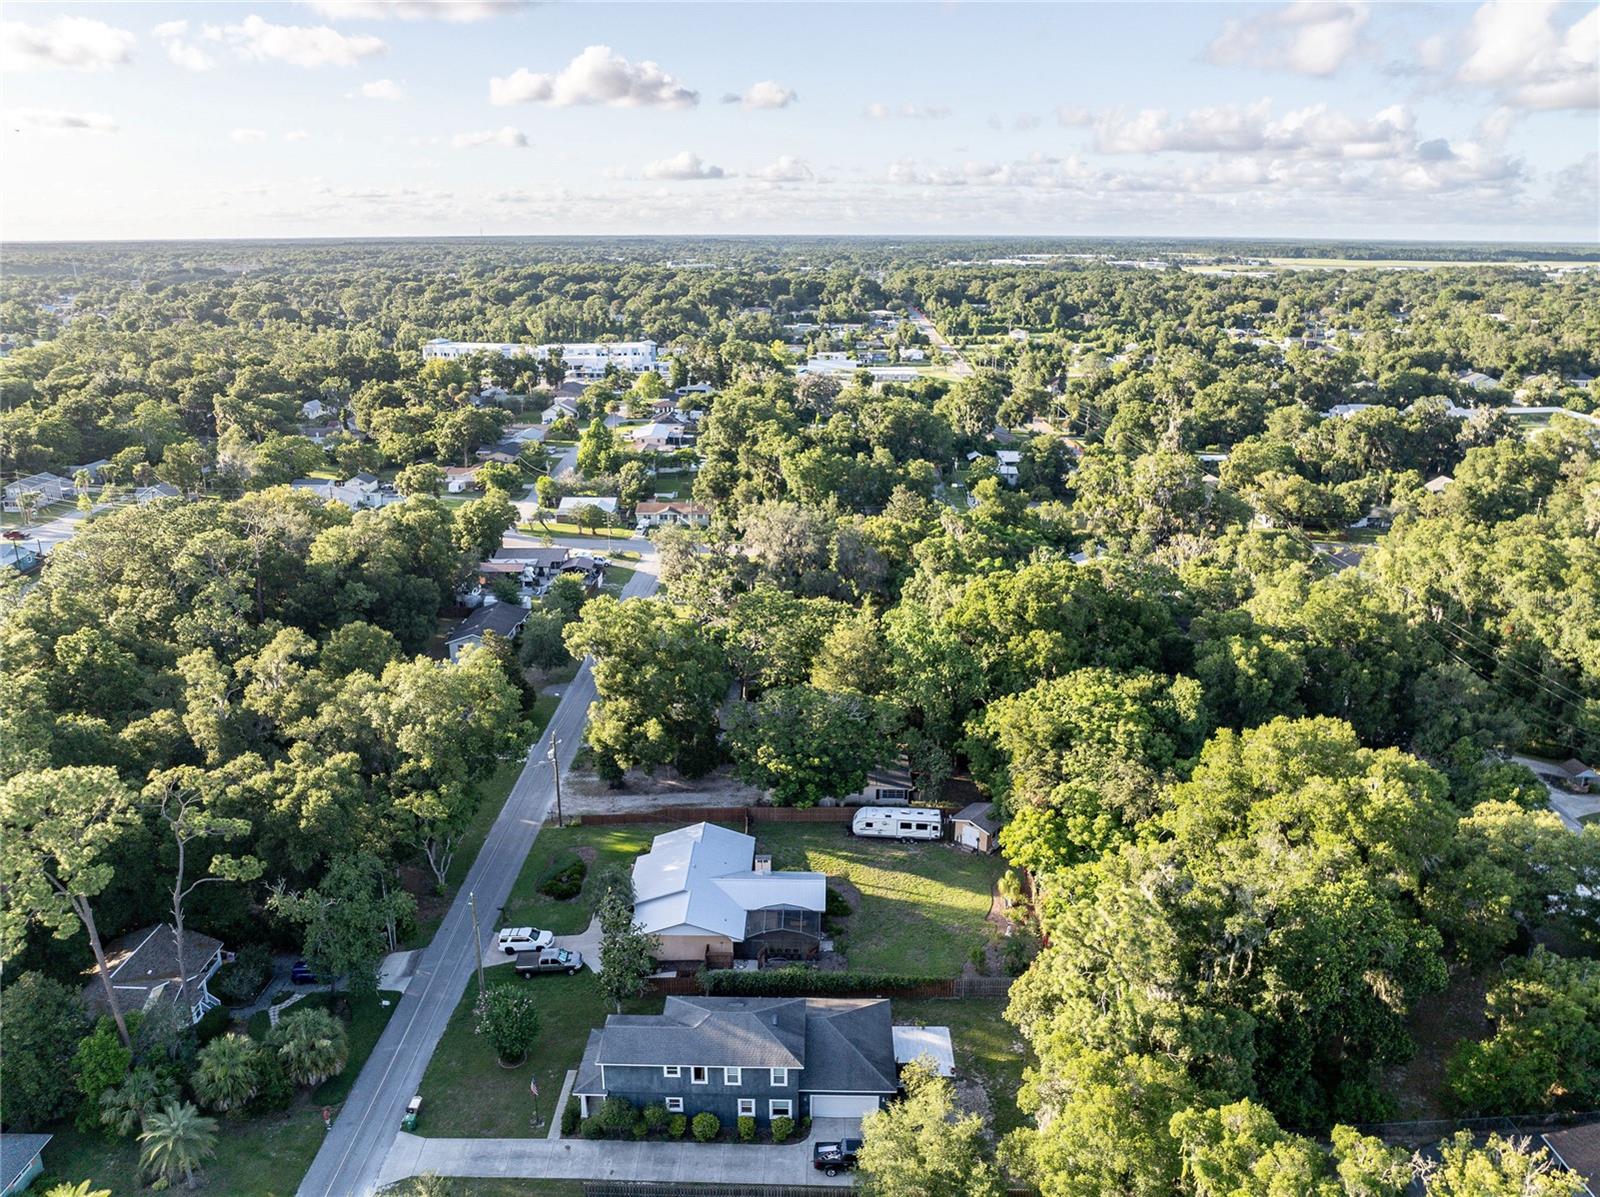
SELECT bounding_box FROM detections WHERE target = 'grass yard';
[894,998,1030,1138]
[751,824,1007,976]
[601,565,636,595]
[498,822,672,933]
[416,967,660,1136]
[37,990,399,1197]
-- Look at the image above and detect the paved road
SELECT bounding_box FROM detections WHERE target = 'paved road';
[297,546,660,1197]
[907,304,972,377]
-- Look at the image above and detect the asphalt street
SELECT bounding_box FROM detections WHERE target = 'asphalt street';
[297,542,659,1197]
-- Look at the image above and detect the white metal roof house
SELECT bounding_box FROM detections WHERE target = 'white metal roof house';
[632,824,827,967]
[557,495,619,518]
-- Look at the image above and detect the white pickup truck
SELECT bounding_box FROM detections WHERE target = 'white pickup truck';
[495,926,554,955]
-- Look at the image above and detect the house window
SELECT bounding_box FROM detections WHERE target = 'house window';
[665,1097,683,1113]
[690,1066,708,1084]
[663,1066,680,1078]
[770,1068,788,1086]
[769,1099,793,1120]
[738,1099,756,1117]
[725,1068,741,1086]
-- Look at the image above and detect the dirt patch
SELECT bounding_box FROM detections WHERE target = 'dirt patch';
[573,846,598,865]
[560,764,766,814]
[828,876,863,910]
[953,1074,996,1140]
[1379,967,1493,1119]
[399,862,448,934]
[960,879,1015,980]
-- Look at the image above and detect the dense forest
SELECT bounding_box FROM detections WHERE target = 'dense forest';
[2,239,1597,1194]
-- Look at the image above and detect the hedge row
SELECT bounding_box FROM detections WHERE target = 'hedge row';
[699,968,949,996]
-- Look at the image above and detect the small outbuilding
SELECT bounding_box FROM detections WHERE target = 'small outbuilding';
[0,1133,51,1197]
[893,1025,956,1077]
[952,803,1001,854]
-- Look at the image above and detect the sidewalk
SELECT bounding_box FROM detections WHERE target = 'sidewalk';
[378,1131,852,1189]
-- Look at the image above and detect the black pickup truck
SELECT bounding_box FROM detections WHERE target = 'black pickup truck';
[812,1138,862,1176]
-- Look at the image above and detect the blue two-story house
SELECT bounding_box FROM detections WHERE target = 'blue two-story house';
[572,995,900,1125]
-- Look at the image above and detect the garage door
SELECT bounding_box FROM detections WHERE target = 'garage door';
[810,1094,881,1119]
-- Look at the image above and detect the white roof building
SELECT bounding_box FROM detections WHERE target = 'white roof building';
[631,824,826,942]
[556,495,619,516]
[422,339,658,377]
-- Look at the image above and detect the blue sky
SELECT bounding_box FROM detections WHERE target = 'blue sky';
[3,1,1596,241]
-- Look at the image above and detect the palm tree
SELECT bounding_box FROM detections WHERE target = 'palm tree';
[44,1182,112,1197]
[192,1033,262,1113]
[99,1066,178,1137]
[138,1101,217,1190]
[268,1007,349,1088]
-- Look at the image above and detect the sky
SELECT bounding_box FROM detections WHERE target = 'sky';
[2,0,1597,243]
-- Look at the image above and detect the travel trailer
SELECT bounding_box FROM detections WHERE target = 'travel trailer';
[850,807,943,841]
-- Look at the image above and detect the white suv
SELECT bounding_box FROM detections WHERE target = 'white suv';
[496,927,554,955]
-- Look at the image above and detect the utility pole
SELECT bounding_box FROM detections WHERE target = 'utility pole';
[548,738,564,828]
[469,891,485,999]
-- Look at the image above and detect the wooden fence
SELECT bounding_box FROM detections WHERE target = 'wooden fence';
[578,804,964,827]
[647,974,1014,1001]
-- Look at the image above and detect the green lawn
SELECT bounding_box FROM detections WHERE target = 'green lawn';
[416,967,660,1136]
[499,822,670,933]
[751,824,1007,975]
[601,565,636,595]
[894,998,1029,1137]
[37,990,399,1196]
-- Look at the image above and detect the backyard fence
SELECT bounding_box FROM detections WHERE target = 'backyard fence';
[647,973,1016,1001]
[576,804,965,828]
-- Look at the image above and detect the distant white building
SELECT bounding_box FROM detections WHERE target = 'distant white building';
[422,339,658,379]
[866,366,920,384]
[1007,328,1029,343]
[799,352,860,375]
[1457,369,1500,391]
[995,449,1022,485]
[628,422,696,452]
[898,346,927,362]
[3,472,69,511]
[557,495,619,519]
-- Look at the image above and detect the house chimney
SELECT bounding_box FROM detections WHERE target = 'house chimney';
[753,855,771,874]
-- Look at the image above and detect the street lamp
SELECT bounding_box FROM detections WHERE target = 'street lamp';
[547,738,563,828]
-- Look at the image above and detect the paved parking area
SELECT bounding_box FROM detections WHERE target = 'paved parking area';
[378,1130,853,1188]
[479,916,602,972]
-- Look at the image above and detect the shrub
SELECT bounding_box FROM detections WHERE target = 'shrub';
[969,944,989,976]
[667,1113,688,1139]
[1001,933,1039,977]
[631,1121,648,1139]
[825,888,853,918]
[700,968,947,997]
[247,1051,294,1114]
[538,852,588,900]
[473,984,541,1064]
[737,1115,756,1142]
[561,1097,581,1136]
[771,1115,795,1143]
[191,1034,263,1113]
[0,972,90,1130]
[195,1006,232,1046]
[692,1112,720,1142]
[580,1116,605,1139]
[211,944,273,1004]
[641,1103,669,1132]
[595,1096,636,1135]
[266,1008,348,1088]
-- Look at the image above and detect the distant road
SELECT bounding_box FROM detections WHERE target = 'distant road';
[907,304,972,377]
[297,545,660,1197]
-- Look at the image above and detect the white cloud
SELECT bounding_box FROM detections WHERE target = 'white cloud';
[1072,99,1426,162]
[354,77,406,100]
[1454,1,1598,110]
[284,129,311,142]
[752,155,813,183]
[452,126,528,149]
[642,151,725,180]
[224,14,386,68]
[490,45,697,108]
[305,1,526,21]
[1207,1,1369,77]
[0,16,134,71]
[230,128,269,144]
[9,108,118,133]
[865,102,952,120]
[152,19,216,71]
[723,80,797,109]
[1055,106,1094,127]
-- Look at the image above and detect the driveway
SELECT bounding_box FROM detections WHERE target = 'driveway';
[377,1129,852,1189]
[480,915,601,972]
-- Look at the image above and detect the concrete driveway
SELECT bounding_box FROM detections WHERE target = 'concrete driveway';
[479,916,602,972]
[377,1129,852,1189]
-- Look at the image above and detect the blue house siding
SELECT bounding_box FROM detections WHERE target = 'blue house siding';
[599,1063,798,1124]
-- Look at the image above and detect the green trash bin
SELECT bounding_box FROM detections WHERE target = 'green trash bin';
[403,1095,422,1132]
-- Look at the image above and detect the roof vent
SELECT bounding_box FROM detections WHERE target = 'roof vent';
[753,855,772,874]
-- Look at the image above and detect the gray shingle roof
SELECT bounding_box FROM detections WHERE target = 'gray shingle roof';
[449,602,529,643]
[0,1133,51,1189]
[799,999,898,1094]
[598,997,806,1069]
[954,803,1000,835]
